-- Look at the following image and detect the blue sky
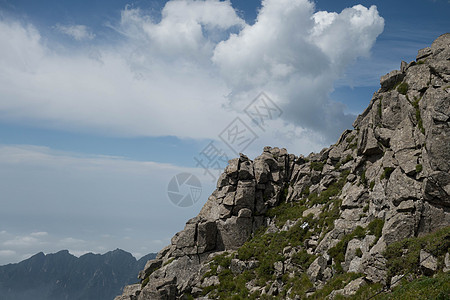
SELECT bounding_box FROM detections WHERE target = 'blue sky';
[0,0,448,264]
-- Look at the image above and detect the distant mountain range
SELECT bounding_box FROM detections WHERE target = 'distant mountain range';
[0,249,156,300]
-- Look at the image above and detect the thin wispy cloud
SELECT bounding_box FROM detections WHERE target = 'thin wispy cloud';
[0,144,214,264]
[54,24,95,41]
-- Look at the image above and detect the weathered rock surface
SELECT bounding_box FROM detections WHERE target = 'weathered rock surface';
[116,33,450,300]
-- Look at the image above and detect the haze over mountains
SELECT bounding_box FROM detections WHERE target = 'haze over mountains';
[0,249,156,300]
[116,33,450,299]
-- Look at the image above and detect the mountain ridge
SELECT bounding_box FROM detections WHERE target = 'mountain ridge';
[0,249,156,300]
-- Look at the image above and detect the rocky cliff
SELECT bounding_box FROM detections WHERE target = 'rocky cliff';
[116,33,450,300]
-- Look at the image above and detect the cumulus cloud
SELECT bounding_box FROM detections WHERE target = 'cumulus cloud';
[0,0,384,150]
[213,1,384,139]
[54,24,95,41]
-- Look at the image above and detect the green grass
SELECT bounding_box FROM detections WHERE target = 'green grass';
[308,170,350,206]
[335,154,353,170]
[202,215,315,298]
[283,273,313,298]
[360,169,367,187]
[301,185,310,197]
[265,199,306,227]
[412,97,425,134]
[310,161,325,172]
[316,198,342,238]
[380,167,395,181]
[163,257,175,266]
[328,219,384,273]
[322,272,450,300]
[343,154,353,165]
[383,226,450,281]
[369,180,375,191]
[328,226,366,273]
[203,175,352,298]
[291,250,316,270]
[346,135,356,144]
[309,272,363,299]
[377,272,450,300]
[141,276,149,288]
[363,204,369,213]
[415,164,423,173]
[397,82,409,95]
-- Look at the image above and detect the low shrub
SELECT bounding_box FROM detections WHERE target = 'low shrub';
[397,82,409,95]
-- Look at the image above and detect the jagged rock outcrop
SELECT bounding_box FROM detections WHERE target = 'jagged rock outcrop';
[116,33,450,300]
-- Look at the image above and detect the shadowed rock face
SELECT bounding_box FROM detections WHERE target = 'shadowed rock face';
[0,249,156,300]
[116,33,450,300]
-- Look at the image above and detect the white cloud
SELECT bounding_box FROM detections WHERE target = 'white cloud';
[213,0,384,139]
[3,235,39,247]
[0,250,16,257]
[58,237,87,245]
[54,24,95,41]
[69,250,90,257]
[0,0,383,147]
[30,231,48,237]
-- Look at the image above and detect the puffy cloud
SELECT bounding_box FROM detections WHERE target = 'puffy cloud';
[54,24,95,41]
[213,0,384,140]
[0,11,233,140]
[119,0,244,59]
[0,0,384,150]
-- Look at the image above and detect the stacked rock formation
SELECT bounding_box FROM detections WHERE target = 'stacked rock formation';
[116,33,450,300]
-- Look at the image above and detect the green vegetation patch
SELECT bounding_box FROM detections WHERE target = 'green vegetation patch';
[310,161,325,172]
[377,272,450,300]
[309,272,363,299]
[291,250,317,270]
[397,82,409,95]
[380,167,395,180]
[415,164,423,173]
[369,180,375,191]
[346,135,356,144]
[282,273,314,298]
[141,276,149,288]
[360,169,367,187]
[328,219,384,273]
[384,226,450,280]
[412,97,425,134]
[308,170,350,206]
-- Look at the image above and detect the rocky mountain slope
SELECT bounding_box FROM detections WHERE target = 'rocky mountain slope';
[0,249,156,300]
[116,33,450,299]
